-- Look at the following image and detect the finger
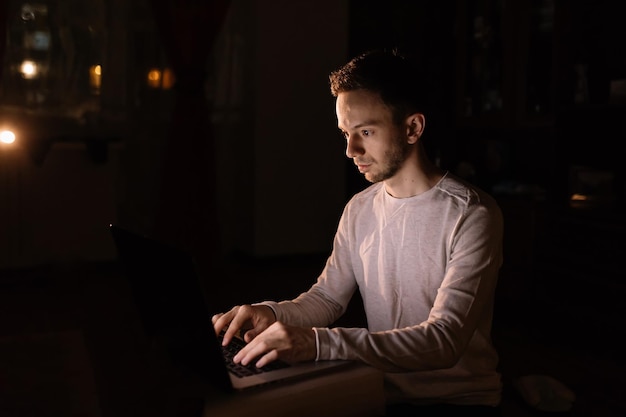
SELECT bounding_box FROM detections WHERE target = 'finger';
[223,305,253,345]
[242,327,261,343]
[211,313,224,331]
[212,311,233,337]
[235,339,269,366]
[254,349,280,368]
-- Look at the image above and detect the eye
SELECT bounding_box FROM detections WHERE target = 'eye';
[339,130,349,139]
[361,129,371,136]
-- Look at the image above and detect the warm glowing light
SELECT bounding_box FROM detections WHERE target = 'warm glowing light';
[0,130,16,144]
[147,68,175,89]
[147,69,162,88]
[570,194,588,201]
[20,60,39,79]
[89,64,102,91]
[162,68,175,89]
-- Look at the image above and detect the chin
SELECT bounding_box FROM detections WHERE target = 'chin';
[364,173,382,183]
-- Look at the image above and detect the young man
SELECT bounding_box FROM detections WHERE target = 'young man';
[213,49,504,416]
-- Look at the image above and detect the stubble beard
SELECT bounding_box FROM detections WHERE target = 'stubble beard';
[364,137,411,183]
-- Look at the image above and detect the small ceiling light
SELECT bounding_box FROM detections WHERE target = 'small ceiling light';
[89,64,102,92]
[147,68,175,89]
[147,68,162,88]
[162,68,175,89]
[0,130,16,144]
[20,60,39,79]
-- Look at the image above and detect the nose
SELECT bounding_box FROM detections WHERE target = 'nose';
[345,136,363,159]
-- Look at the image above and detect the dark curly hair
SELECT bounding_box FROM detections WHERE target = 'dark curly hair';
[329,48,430,125]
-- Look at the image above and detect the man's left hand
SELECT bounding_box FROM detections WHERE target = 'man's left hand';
[233,321,316,368]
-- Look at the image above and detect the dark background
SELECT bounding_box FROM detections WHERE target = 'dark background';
[0,1,624,416]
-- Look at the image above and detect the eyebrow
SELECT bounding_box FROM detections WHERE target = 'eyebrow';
[338,119,382,130]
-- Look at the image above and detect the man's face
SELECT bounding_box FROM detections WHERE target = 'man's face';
[336,90,410,183]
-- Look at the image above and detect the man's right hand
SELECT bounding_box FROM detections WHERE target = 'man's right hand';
[212,304,276,346]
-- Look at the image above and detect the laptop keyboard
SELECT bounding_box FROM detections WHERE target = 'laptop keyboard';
[219,333,291,378]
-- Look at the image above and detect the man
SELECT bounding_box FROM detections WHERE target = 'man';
[213,49,504,416]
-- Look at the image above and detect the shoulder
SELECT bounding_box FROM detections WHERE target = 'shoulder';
[434,173,503,231]
[436,172,500,212]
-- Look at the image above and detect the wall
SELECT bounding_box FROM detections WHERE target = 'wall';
[217,0,348,257]
[0,143,121,269]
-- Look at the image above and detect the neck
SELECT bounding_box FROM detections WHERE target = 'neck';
[383,148,444,198]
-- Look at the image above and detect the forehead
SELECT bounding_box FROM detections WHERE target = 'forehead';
[336,90,393,129]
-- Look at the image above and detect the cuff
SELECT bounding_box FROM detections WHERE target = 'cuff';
[312,327,321,361]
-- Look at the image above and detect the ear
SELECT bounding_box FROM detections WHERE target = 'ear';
[405,113,425,144]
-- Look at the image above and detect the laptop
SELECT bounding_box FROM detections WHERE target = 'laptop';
[108,223,352,393]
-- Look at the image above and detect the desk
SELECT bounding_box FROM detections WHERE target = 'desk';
[203,364,385,417]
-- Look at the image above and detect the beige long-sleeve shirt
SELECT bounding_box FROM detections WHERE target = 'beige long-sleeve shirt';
[262,172,504,406]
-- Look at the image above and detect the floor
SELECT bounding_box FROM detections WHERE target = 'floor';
[0,254,624,417]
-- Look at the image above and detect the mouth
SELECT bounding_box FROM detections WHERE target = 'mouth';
[356,163,371,173]
[354,159,371,172]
